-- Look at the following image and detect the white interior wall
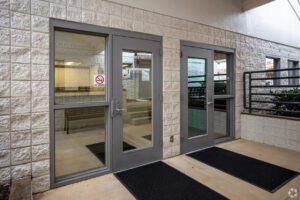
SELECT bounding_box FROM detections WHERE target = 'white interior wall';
[109,0,300,48]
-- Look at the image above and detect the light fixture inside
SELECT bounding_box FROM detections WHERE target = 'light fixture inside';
[55,60,81,66]
[64,61,81,66]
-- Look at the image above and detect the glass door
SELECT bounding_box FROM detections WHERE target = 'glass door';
[181,46,214,153]
[52,30,110,183]
[112,36,162,171]
[213,52,234,141]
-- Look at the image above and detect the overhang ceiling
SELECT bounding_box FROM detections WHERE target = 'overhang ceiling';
[241,0,274,11]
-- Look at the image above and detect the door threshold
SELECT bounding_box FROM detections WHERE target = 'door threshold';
[52,168,111,189]
[184,145,215,155]
[113,159,161,174]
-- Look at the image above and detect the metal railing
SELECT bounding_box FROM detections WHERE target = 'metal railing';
[243,67,300,117]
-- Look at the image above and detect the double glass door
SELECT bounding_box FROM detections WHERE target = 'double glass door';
[180,44,234,154]
[51,22,162,186]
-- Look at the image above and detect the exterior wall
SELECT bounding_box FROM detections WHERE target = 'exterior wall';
[241,114,300,152]
[109,0,300,48]
[0,0,299,193]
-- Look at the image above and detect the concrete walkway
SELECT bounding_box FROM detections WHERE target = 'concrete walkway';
[34,139,300,200]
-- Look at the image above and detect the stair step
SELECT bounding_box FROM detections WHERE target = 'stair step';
[128,110,151,118]
[131,116,151,125]
[127,105,151,112]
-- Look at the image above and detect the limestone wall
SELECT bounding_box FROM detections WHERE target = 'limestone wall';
[241,114,300,152]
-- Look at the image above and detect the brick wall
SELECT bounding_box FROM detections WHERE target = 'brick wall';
[0,0,299,193]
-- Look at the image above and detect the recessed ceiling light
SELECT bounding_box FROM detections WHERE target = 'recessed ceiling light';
[65,61,81,66]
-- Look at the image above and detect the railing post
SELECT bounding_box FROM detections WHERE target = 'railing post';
[249,73,252,113]
[243,72,246,109]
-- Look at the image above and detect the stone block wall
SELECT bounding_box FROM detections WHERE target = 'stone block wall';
[241,114,300,152]
[0,0,299,193]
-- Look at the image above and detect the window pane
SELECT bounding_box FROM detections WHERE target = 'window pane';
[213,99,230,139]
[265,57,280,85]
[122,51,153,151]
[55,107,106,178]
[266,58,275,85]
[55,31,106,104]
[188,58,207,138]
[214,53,228,95]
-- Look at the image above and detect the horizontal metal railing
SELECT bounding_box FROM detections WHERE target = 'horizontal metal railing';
[243,67,300,117]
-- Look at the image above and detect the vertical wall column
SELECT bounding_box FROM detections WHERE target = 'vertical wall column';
[162,37,181,158]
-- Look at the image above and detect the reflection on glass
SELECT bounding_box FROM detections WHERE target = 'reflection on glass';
[214,53,228,95]
[122,51,153,151]
[265,57,275,85]
[188,58,207,138]
[55,31,106,104]
[213,99,229,139]
[55,107,105,178]
[288,60,299,85]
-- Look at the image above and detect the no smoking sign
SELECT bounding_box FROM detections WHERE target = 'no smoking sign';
[94,74,105,87]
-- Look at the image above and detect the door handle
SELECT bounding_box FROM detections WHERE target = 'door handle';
[111,99,124,117]
[207,101,214,105]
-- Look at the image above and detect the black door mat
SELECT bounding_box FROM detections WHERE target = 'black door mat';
[115,161,228,200]
[86,142,135,163]
[142,135,152,141]
[187,147,299,193]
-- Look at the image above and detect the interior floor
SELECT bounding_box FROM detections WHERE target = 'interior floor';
[36,139,300,200]
[55,124,152,177]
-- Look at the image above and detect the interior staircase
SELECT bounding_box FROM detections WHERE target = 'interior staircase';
[126,101,152,125]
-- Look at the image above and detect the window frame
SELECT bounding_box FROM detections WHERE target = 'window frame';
[288,60,300,86]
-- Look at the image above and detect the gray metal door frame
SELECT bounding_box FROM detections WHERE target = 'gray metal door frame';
[112,35,162,172]
[50,18,162,188]
[180,41,235,153]
[180,46,214,153]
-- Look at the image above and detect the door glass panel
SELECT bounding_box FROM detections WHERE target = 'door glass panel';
[214,53,228,95]
[122,51,153,151]
[188,58,207,138]
[55,107,106,178]
[55,31,106,104]
[213,99,230,139]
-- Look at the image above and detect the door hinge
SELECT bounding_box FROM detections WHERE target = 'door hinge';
[160,93,163,102]
[180,51,183,58]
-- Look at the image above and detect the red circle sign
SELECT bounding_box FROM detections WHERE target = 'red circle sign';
[95,75,104,85]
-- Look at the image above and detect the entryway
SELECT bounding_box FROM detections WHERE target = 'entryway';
[35,140,300,200]
[180,41,235,153]
[50,20,162,187]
